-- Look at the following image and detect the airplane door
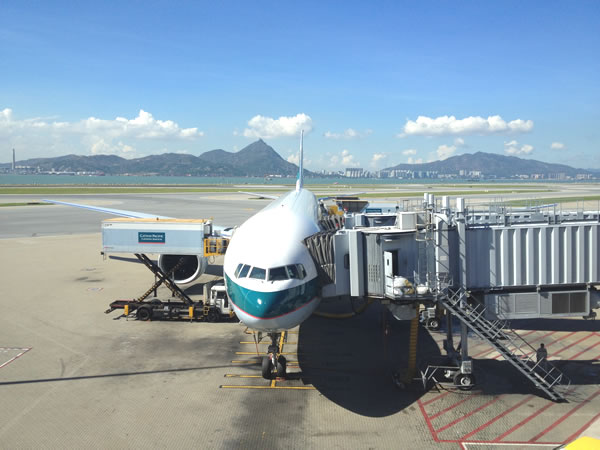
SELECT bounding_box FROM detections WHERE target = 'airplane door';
[384,251,395,297]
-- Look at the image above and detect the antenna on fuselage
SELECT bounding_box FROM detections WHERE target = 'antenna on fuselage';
[296,129,304,191]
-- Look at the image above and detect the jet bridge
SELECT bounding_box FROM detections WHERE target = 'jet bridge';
[304,194,600,401]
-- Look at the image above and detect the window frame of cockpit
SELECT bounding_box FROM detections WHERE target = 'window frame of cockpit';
[234,263,307,281]
[248,266,266,280]
[268,266,288,282]
[237,264,250,278]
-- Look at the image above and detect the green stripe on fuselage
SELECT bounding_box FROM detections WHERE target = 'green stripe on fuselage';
[224,274,319,319]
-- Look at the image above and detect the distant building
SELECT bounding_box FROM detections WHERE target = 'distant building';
[344,168,364,178]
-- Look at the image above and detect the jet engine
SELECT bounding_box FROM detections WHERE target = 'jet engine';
[157,254,208,285]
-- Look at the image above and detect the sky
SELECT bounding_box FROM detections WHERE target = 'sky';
[1,1,599,170]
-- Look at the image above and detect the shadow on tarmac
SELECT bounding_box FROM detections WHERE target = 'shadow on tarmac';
[297,301,442,417]
[509,318,600,332]
[0,365,233,386]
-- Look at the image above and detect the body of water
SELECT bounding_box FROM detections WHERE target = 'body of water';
[0,174,558,186]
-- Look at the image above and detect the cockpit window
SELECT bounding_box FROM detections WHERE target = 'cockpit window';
[297,264,307,279]
[268,266,288,281]
[248,267,266,280]
[286,265,300,279]
[238,264,250,278]
[286,264,306,280]
[234,263,244,278]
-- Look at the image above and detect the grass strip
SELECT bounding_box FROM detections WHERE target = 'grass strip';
[503,196,600,206]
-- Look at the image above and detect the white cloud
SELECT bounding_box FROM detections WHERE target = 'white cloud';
[0,108,203,159]
[90,139,137,158]
[402,149,417,156]
[324,128,372,139]
[454,137,465,146]
[286,151,312,167]
[370,153,387,168]
[341,149,358,166]
[504,140,534,155]
[327,149,359,168]
[436,144,456,160]
[400,115,534,137]
[242,113,312,139]
[80,109,201,139]
[407,157,424,164]
[551,141,565,150]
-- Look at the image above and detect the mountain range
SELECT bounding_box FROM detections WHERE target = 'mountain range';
[2,140,597,178]
[4,140,304,177]
[384,152,597,178]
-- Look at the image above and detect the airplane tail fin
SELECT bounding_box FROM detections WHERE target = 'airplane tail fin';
[296,130,304,191]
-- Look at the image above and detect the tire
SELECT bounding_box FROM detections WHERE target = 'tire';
[276,355,287,378]
[454,373,475,391]
[207,309,219,322]
[261,356,273,379]
[137,306,152,321]
[427,317,441,331]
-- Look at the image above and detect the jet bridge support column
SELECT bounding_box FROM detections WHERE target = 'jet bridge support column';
[456,198,469,363]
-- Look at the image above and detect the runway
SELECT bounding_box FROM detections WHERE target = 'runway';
[1,188,599,448]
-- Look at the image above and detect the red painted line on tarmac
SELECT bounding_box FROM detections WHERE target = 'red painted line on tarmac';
[563,409,600,444]
[435,396,502,433]
[493,401,555,441]
[422,391,450,406]
[551,333,594,357]
[429,396,473,420]
[529,388,600,443]
[0,347,31,369]
[460,395,535,440]
[417,399,440,442]
[568,340,600,360]
[493,331,574,360]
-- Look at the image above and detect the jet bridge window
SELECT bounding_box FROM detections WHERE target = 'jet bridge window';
[237,264,250,278]
[268,266,288,281]
[249,267,266,280]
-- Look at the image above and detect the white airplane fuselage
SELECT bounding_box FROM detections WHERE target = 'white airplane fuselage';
[223,188,321,332]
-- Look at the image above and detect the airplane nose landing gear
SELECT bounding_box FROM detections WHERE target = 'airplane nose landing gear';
[260,332,287,380]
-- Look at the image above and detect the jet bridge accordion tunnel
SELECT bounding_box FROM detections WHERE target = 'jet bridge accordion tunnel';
[305,196,600,321]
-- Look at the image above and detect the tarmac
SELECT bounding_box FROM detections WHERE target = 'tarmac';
[1,191,600,449]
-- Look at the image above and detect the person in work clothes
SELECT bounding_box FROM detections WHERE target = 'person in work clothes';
[536,343,548,371]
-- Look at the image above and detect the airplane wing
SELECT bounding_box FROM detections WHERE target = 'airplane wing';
[43,199,236,237]
[238,191,279,200]
[42,199,173,219]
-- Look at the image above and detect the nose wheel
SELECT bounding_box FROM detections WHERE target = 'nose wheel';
[261,333,287,379]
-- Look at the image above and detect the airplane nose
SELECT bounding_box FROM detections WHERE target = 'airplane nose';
[226,275,317,320]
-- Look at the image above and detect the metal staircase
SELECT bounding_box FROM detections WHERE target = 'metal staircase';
[439,288,571,402]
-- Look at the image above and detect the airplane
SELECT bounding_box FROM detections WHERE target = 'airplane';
[45,130,326,379]
[223,130,322,377]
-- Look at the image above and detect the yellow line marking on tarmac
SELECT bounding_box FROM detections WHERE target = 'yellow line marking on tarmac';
[220,385,316,390]
[224,374,263,378]
[244,329,297,335]
[231,360,260,364]
[235,351,298,355]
